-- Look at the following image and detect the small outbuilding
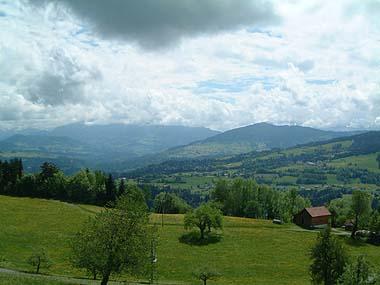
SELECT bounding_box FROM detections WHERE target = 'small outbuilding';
[293,206,331,228]
[343,220,354,231]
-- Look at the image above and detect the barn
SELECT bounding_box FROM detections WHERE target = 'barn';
[293,206,331,228]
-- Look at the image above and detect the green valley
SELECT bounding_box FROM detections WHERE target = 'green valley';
[127,131,380,206]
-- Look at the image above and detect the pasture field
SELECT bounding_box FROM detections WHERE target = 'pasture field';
[150,174,215,191]
[328,153,380,173]
[1,195,380,284]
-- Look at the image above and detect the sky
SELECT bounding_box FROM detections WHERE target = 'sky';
[0,0,379,131]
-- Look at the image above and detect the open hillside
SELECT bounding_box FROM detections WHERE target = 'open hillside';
[110,123,360,172]
[126,131,380,205]
[0,123,359,174]
[155,123,359,159]
[1,195,380,285]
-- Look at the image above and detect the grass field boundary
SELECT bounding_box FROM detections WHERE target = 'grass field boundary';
[0,267,189,285]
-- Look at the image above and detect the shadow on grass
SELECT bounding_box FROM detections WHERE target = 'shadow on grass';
[179,231,222,246]
[344,237,367,247]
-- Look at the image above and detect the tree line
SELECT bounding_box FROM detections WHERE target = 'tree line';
[0,160,121,206]
[2,159,310,224]
[211,178,310,222]
[336,167,380,186]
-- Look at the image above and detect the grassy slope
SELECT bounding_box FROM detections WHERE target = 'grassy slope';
[328,152,380,173]
[150,215,380,285]
[166,142,256,159]
[161,124,355,160]
[0,196,89,276]
[151,175,215,192]
[0,274,65,285]
[1,196,380,285]
[236,139,379,188]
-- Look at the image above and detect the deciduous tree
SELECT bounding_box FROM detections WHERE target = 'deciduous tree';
[71,193,149,285]
[351,191,372,238]
[193,267,221,285]
[184,203,222,239]
[28,248,50,274]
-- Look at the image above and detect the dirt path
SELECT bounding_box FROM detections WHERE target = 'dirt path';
[0,267,185,285]
[0,267,133,284]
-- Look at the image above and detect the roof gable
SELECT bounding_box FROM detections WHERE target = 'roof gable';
[304,206,331,217]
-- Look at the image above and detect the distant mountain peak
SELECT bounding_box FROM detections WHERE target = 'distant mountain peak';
[152,122,361,162]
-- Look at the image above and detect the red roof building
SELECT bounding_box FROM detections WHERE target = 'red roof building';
[293,206,331,228]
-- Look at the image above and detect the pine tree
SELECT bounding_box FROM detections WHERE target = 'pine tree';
[118,178,126,197]
[310,227,348,285]
[105,174,116,204]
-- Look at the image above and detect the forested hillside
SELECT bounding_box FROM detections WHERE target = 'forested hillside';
[126,131,380,205]
[0,123,219,173]
[153,123,360,159]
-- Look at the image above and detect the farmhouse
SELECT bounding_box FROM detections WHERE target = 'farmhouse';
[293,206,331,228]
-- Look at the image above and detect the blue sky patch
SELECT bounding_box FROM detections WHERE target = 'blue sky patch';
[80,39,99,47]
[246,27,283,38]
[306,79,336,85]
[194,76,277,94]
[72,26,89,37]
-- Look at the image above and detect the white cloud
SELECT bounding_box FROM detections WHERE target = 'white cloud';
[0,0,379,131]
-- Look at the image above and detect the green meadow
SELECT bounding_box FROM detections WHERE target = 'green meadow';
[1,195,380,284]
[328,152,380,173]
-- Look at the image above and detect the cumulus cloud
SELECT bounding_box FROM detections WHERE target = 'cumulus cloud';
[32,0,279,48]
[0,0,379,131]
[22,51,101,106]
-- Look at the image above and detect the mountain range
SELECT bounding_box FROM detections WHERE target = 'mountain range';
[0,122,362,173]
[156,122,360,158]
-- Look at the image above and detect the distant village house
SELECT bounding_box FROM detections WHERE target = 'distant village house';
[293,206,331,228]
